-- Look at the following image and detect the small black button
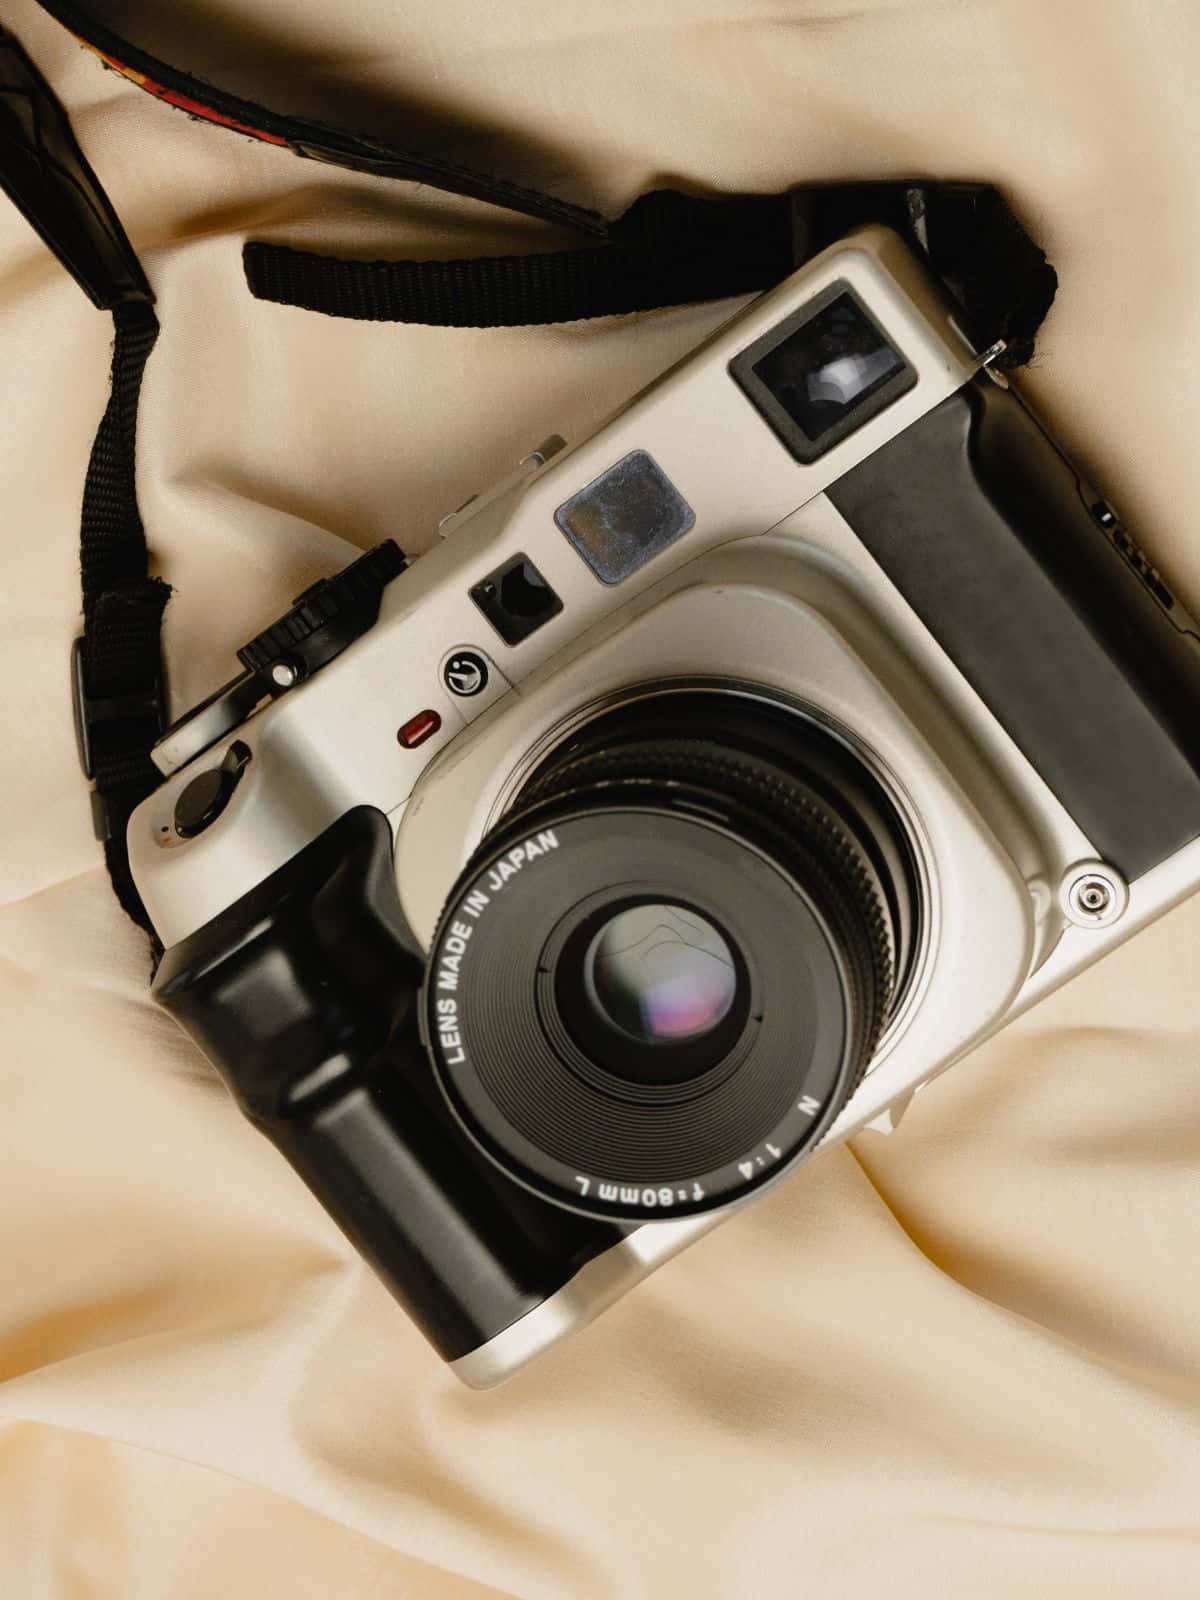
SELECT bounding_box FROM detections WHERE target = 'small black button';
[1091,500,1118,530]
[173,741,251,838]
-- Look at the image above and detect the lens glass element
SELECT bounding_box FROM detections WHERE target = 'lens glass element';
[584,902,738,1044]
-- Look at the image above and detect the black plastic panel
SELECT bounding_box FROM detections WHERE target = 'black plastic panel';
[153,808,624,1362]
[828,377,1200,880]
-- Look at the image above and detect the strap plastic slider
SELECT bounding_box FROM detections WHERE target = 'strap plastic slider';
[70,635,166,782]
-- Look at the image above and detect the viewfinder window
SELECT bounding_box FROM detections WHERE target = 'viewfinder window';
[730,284,916,464]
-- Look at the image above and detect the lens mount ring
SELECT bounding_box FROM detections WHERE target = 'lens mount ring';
[423,736,894,1224]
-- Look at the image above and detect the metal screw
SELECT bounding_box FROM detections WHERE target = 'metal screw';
[1058,862,1128,929]
[1076,881,1110,914]
[270,661,299,689]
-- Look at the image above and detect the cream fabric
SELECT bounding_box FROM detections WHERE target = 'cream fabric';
[4,0,1200,1593]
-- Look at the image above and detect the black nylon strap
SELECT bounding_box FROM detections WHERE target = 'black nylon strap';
[78,298,170,932]
[0,23,166,935]
[245,181,1056,366]
[245,189,794,328]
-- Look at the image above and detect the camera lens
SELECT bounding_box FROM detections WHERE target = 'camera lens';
[584,903,738,1046]
[423,690,917,1224]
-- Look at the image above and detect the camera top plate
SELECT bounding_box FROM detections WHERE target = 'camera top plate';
[128,225,981,947]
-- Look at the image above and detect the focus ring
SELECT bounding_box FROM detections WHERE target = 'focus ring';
[423,719,904,1221]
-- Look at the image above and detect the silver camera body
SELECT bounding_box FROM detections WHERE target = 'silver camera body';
[131,226,1200,1384]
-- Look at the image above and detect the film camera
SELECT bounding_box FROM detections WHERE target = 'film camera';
[130,225,1200,1384]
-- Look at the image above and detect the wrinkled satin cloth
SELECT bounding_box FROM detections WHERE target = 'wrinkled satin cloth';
[4,0,1200,1593]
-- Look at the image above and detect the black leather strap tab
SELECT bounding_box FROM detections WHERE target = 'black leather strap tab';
[33,0,607,240]
[0,23,150,308]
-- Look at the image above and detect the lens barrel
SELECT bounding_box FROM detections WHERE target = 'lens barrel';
[423,692,915,1223]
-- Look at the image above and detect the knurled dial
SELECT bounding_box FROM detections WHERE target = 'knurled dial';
[237,540,407,679]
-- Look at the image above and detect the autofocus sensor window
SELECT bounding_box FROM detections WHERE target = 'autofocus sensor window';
[730,282,916,463]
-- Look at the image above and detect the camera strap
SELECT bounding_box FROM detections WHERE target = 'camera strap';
[6,8,1057,939]
[1,24,166,931]
[243,183,1054,369]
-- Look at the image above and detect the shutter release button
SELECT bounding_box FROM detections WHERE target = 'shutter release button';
[174,741,252,838]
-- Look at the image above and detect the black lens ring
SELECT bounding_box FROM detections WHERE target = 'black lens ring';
[424,741,893,1223]
[519,687,920,1004]
[425,803,849,1220]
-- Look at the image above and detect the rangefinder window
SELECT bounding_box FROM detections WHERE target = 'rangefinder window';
[730,283,916,463]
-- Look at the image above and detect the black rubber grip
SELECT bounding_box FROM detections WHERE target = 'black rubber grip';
[153,807,623,1362]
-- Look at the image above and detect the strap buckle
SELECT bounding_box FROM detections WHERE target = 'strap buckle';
[71,635,167,838]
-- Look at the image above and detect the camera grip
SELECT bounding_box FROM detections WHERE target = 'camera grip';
[829,376,1200,882]
[153,806,624,1364]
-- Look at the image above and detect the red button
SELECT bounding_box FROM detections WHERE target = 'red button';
[397,709,442,748]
